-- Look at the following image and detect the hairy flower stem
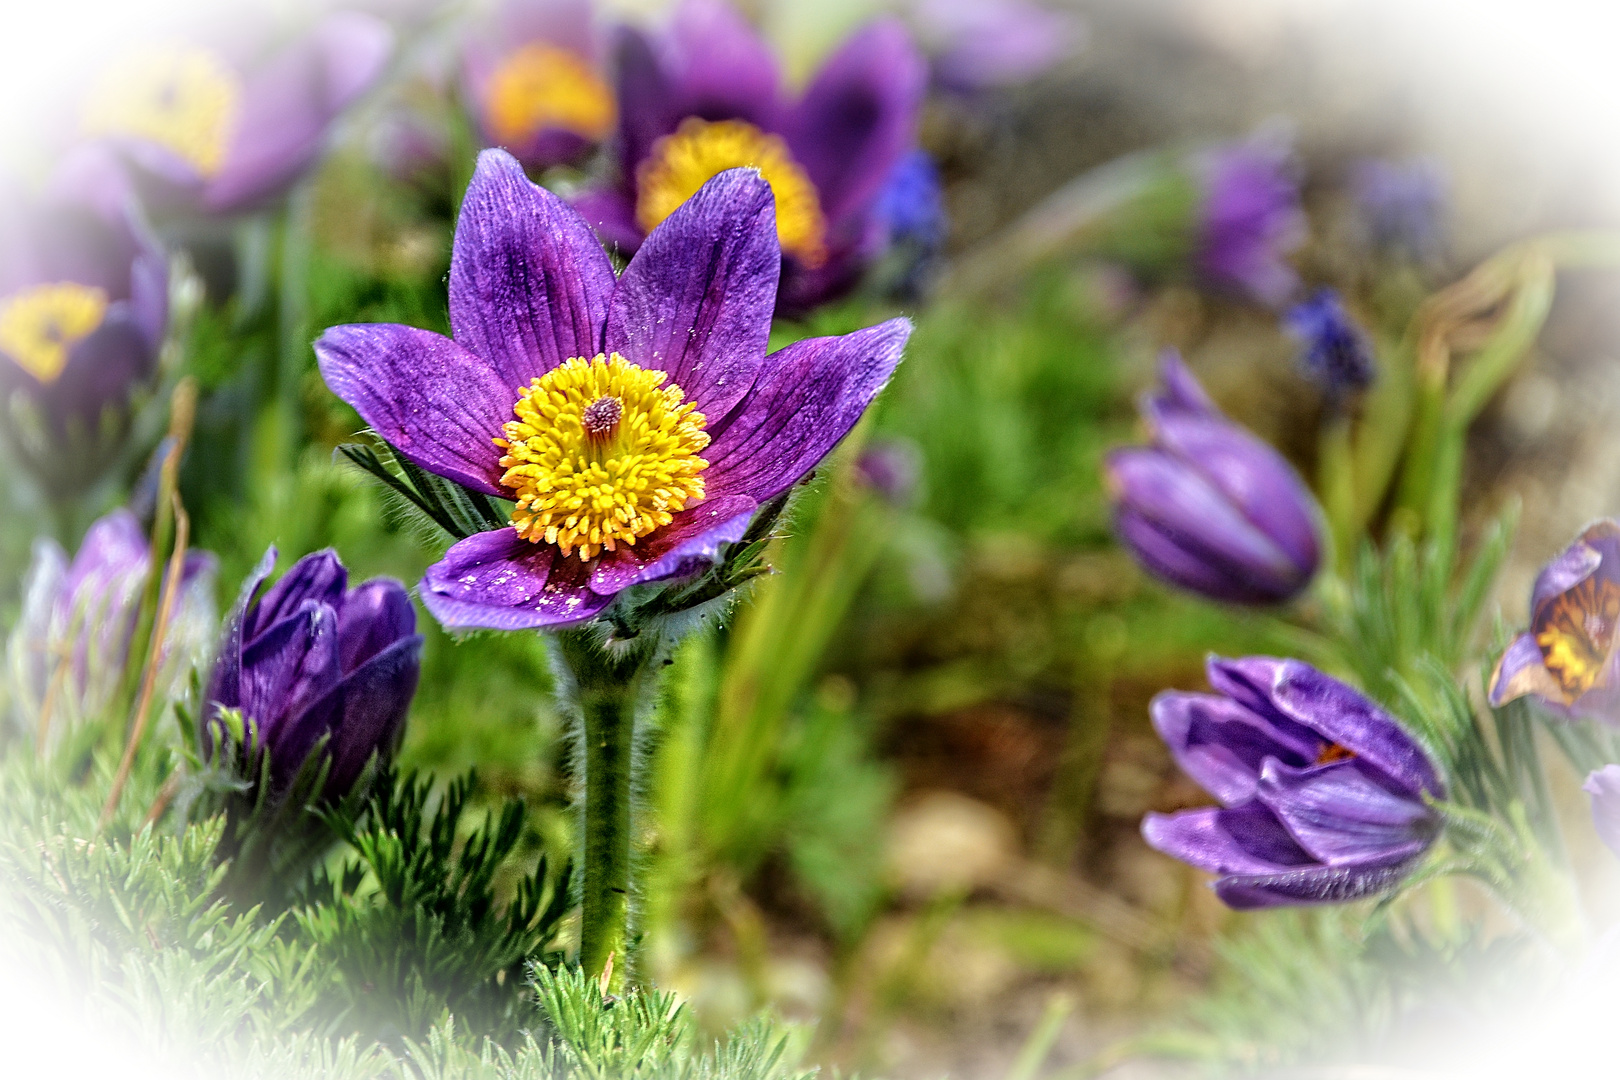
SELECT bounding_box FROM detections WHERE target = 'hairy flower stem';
[553,628,660,992]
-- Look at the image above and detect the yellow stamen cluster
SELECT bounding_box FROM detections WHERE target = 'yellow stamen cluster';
[497,354,711,561]
[636,117,828,266]
[1538,575,1620,697]
[0,283,110,384]
[485,43,616,146]
[81,46,241,177]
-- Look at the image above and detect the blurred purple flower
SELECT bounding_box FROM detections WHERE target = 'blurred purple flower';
[0,162,168,491]
[1284,288,1376,400]
[462,0,615,171]
[1105,351,1321,606]
[204,548,421,799]
[6,509,216,737]
[572,0,925,315]
[1351,157,1446,263]
[856,437,923,508]
[907,0,1082,93]
[316,150,909,630]
[1143,655,1444,909]
[79,12,393,214]
[1490,520,1620,724]
[1586,765,1620,860]
[1195,135,1306,308]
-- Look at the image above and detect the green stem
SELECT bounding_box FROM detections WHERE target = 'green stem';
[554,629,658,991]
[1317,412,1355,576]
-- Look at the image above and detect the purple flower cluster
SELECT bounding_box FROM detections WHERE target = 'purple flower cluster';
[1105,352,1321,606]
[317,149,909,631]
[1143,657,1444,909]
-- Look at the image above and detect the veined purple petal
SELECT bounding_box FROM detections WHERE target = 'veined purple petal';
[315,323,512,497]
[336,578,416,672]
[245,550,347,641]
[605,168,779,420]
[449,149,616,388]
[279,633,423,796]
[1214,857,1418,910]
[1151,690,1316,806]
[420,528,614,630]
[667,0,782,128]
[1256,758,1435,867]
[1141,803,1316,876]
[783,17,925,232]
[1529,531,1604,626]
[241,601,343,746]
[206,546,279,716]
[704,318,910,503]
[588,493,757,594]
[1584,765,1620,861]
[1269,660,1444,798]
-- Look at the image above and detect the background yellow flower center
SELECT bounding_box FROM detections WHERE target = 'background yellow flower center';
[636,117,828,266]
[82,46,241,178]
[1536,575,1620,697]
[496,354,711,561]
[0,283,110,384]
[485,43,616,146]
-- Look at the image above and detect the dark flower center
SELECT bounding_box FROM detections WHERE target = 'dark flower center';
[1316,742,1355,765]
[582,395,624,437]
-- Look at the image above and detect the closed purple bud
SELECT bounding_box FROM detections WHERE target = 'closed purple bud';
[204,548,422,799]
[1142,655,1444,910]
[1489,520,1620,724]
[1284,288,1376,401]
[1105,351,1322,606]
[1194,135,1306,308]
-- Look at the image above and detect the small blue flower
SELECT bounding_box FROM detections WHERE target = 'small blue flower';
[1284,288,1376,400]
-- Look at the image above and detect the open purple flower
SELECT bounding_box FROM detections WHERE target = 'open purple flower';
[79,11,393,214]
[571,0,925,314]
[1142,656,1445,910]
[6,509,216,737]
[1585,765,1620,861]
[1105,351,1322,606]
[1195,135,1306,308]
[1285,288,1377,401]
[316,149,910,631]
[204,548,421,799]
[462,0,614,171]
[1489,521,1620,724]
[0,164,167,490]
[905,0,1082,93]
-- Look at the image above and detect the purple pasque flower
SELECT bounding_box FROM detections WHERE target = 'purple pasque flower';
[1585,765,1620,861]
[462,0,615,171]
[1489,520,1620,724]
[1351,157,1446,263]
[905,0,1083,93]
[572,0,925,315]
[1284,288,1377,401]
[79,11,393,214]
[5,509,216,737]
[204,548,421,799]
[1195,134,1307,308]
[0,160,167,490]
[316,149,910,631]
[1142,656,1445,910]
[1104,351,1322,606]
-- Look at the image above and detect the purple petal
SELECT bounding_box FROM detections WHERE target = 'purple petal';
[1256,758,1435,867]
[1142,349,1218,421]
[1213,858,1418,910]
[281,633,423,797]
[784,18,926,232]
[1141,803,1316,876]
[311,11,395,111]
[246,550,347,643]
[205,546,279,718]
[571,187,644,252]
[1529,527,1607,625]
[605,168,779,420]
[242,601,343,743]
[1269,660,1445,799]
[315,323,512,497]
[419,528,614,630]
[919,0,1081,91]
[43,312,157,429]
[494,0,597,57]
[1150,690,1316,806]
[1111,503,1293,607]
[1488,632,1571,710]
[775,219,885,315]
[704,318,910,503]
[337,578,416,673]
[1585,765,1620,861]
[588,493,757,594]
[449,149,616,387]
[612,25,683,177]
[666,0,782,128]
